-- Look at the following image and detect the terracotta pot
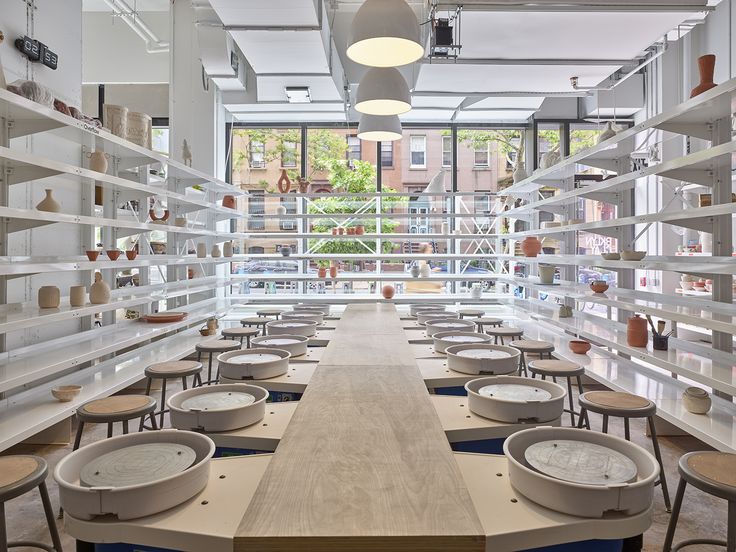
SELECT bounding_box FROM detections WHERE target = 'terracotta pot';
[590,280,609,293]
[568,340,591,355]
[382,285,395,299]
[149,208,170,223]
[627,314,648,347]
[222,195,236,209]
[36,189,61,213]
[690,54,717,98]
[521,236,542,257]
[355,225,365,235]
[90,272,111,305]
[337,227,344,235]
[346,227,355,235]
[318,267,327,278]
[85,250,100,261]
[125,250,137,260]
[89,151,108,173]
[70,286,86,307]
[331,228,338,236]
[106,249,122,261]
[329,266,338,278]
[277,169,291,193]
[38,286,60,309]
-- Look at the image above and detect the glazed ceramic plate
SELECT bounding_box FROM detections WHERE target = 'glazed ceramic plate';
[457,348,512,360]
[80,443,196,488]
[180,391,255,412]
[141,312,187,323]
[478,383,552,402]
[524,439,638,486]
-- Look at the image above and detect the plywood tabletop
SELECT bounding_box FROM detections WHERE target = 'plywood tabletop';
[235,303,485,551]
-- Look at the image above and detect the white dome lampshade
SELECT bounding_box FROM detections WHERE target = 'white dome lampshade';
[357,114,402,142]
[347,0,423,68]
[355,67,412,115]
[423,171,446,194]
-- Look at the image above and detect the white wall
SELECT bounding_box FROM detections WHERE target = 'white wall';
[82,83,169,119]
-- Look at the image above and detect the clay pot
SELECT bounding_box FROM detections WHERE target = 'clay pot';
[196,243,207,258]
[36,189,61,213]
[419,263,431,278]
[126,111,151,148]
[90,272,111,304]
[410,264,420,278]
[280,246,292,257]
[223,242,233,258]
[521,236,542,257]
[222,195,236,209]
[106,249,122,261]
[103,104,128,138]
[690,54,717,98]
[276,205,287,215]
[626,314,648,347]
[590,280,609,293]
[318,267,327,278]
[568,340,591,355]
[149,208,170,223]
[346,227,355,236]
[38,286,60,308]
[331,228,338,236]
[277,169,291,193]
[175,217,187,227]
[125,250,137,261]
[89,151,108,174]
[70,286,86,307]
[682,387,712,414]
[355,225,365,235]
[85,250,100,261]
[329,266,338,278]
[382,285,395,299]
[337,227,344,235]
[211,245,221,258]
[538,264,556,284]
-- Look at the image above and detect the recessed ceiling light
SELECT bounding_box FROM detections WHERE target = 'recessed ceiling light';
[355,68,411,115]
[357,114,402,142]
[285,87,311,104]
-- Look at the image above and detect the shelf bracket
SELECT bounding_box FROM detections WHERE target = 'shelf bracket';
[5,165,60,185]
[6,219,54,233]
[654,122,713,140]
[658,168,714,186]
[9,119,65,139]
[579,191,621,204]
[666,215,715,232]
[579,157,621,172]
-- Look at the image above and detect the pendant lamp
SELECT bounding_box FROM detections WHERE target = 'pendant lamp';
[357,114,402,142]
[347,0,423,68]
[356,67,411,115]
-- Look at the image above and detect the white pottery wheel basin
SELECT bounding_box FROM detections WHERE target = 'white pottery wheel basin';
[281,311,324,324]
[504,427,659,518]
[445,344,520,375]
[168,383,268,432]
[251,334,309,357]
[266,319,318,337]
[409,304,446,317]
[465,376,565,423]
[217,348,291,380]
[416,310,457,325]
[432,331,491,353]
[294,306,329,315]
[425,318,476,337]
[54,430,214,520]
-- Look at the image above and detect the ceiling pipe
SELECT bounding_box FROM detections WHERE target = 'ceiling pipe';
[430,1,712,12]
[102,0,169,53]
[571,40,668,91]
[412,90,591,97]
[420,57,636,66]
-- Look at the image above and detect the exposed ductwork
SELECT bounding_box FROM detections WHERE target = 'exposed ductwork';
[102,0,170,53]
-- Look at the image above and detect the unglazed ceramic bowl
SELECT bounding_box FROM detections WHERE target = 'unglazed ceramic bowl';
[568,340,592,355]
[51,385,82,402]
[590,280,609,293]
[620,250,646,261]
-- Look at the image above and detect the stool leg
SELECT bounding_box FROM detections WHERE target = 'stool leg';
[0,502,7,552]
[182,376,188,391]
[122,419,129,434]
[602,414,609,433]
[624,418,631,441]
[647,416,671,512]
[662,478,687,551]
[107,423,113,438]
[39,481,63,552]
[207,353,213,385]
[577,408,588,429]
[159,378,167,428]
[73,421,85,451]
[576,377,590,429]
[566,378,575,426]
[728,500,736,552]
[144,377,152,396]
[246,335,252,348]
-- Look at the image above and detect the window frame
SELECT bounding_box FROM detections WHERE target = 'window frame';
[380,141,394,168]
[473,142,490,168]
[281,140,298,168]
[249,140,266,169]
[347,135,361,168]
[410,135,427,169]
[441,135,452,168]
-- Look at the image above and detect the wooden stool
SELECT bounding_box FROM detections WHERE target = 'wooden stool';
[509,339,554,377]
[458,308,484,319]
[222,327,260,347]
[577,391,671,511]
[0,455,63,552]
[486,326,524,345]
[74,395,157,451]
[240,317,274,336]
[663,451,736,551]
[528,359,587,427]
[196,340,241,384]
[257,309,284,319]
[144,361,203,428]
[474,317,503,333]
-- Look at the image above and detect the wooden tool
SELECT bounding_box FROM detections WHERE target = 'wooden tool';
[657,320,666,335]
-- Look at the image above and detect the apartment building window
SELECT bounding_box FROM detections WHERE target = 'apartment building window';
[442,135,452,168]
[380,141,394,168]
[280,195,297,231]
[347,135,361,168]
[281,141,297,168]
[248,190,265,231]
[410,135,426,168]
[474,142,490,168]
[249,141,265,169]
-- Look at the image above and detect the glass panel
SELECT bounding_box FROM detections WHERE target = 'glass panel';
[473,143,489,167]
[380,141,394,168]
[441,135,452,167]
[281,141,298,168]
[537,123,561,169]
[347,135,361,168]
[410,135,426,168]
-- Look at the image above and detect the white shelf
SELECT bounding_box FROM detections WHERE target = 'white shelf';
[231,273,499,282]
[234,293,503,305]
[240,233,493,240]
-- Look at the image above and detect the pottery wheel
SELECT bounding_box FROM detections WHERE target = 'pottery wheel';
[435,322,469,328]
[259,338,300,345]
[277,322,309,327]
[80,443,196,488]
[441,335,486,343]
[227,353,282,364]
[180,391,255,411]
[458,349,511,359]
[524,440,638,485]
[479,383,552,401]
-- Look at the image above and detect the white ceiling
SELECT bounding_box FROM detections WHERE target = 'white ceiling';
[208,0,320,27]
[228,30,331,74]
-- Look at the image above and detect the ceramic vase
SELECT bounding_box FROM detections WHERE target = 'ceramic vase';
[318,267,327,278]
[329,263,338,278]
[277,169,291,193]
[521,236,542,257]
[211,245,221,258]
[410,264,420,278]
[280,246,291,257]
[538,264,556,284]
[174,217,187,227]
[382,285,395,299]
[223,241,233,258]
[38,286,60,308]
[70,286,86,307]
[355,225,365,235]
[126,111,151,147]
[626,314,648,347]
[222,195,236,209]
[441,222,449,235]
[90,272,111,305]
[682,387,712,414]
[699,231,713,254]
[512,162,528,184]
[419,263,431,278]
[276,205,287,215]
[470,283,482,299]
[103,104,128,138]
[690,54,717,98]
[297,177,309,193]
[36,189,61,213]
[89,151,108,173]
[196,243,207,258]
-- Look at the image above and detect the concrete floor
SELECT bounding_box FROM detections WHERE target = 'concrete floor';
[2,379,728,552]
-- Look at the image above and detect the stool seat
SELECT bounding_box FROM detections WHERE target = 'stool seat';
[257,309,284,317]
[487,326,524,336]
[240,317,273,326]
[528,359,583,377]
[0,456,42,495]
[580,391,654,416]
[458,308,484,317]
[145,360,202,378]
[475,317,503,325]
[222,327,260,338]
[78,395,156,420]
[683,452,736,497]
[510,339,555,353]
[196,340,241,353]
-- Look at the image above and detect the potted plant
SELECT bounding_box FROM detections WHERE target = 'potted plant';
[317,260,328,278]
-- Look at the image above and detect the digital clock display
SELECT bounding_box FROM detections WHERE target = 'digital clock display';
[15,36,58,70]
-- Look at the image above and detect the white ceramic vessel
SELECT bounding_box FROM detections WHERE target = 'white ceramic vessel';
[281,310,324,324]
[416,310,457,325]
[54,430,214,520]
[466,376,564,423]
[217,348,291,380]
[424,318,475,337]
[504,427,659,518]
[409,304,446,317]
[445,344,520,375]
[266,319,318,337]
[682,387,711,414]
[432,331,492,353]
[251,334,309,357]
[168,384,268,432]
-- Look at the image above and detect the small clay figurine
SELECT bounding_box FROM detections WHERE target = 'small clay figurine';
[182,139,192,167]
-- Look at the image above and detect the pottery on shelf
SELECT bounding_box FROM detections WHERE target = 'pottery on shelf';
[126,111,152,148]
[85,250,100,261]
[149,208,170,224]
[36,189,61,213]
[355,225,365,235]
[346,227,355,236]
[280,246,292,257]
[297,177,310,194]
[620,250,646,261]
[277,169,291,193]
[597,121,619,144]
[568,340,592,355]
[682,387,712,414]
[125,250,137,261]
[521,236,542,257]
[275,205,287,215]
[410,264,420,278]
[382,285,395,299]
[470,283,483,299]
[211,245,221,258]
[559,305,573,318]
[174,217,187,227]
[89,151,108,174]
[70,286,86,307]
[90,272,111,305]
[103,104,128,138]
[38,286,60,309]
[540,150,560,170]
[51,385,82,402]
[196,243,207,258]
[627,314,648,347]
[106,249,122,261]
[318,267,327,278]
[182,139,193,167]
[690,54,717,98]
[223,242,233,258]
[337,227,344,235]
[419,263,431,278]
[590,280,609,293]
[441,222,449,235]
[222,195,236,210]
[601,252,621,261]
[331,228,338,236]
[538,264,555,284]
[329,265,338,278]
